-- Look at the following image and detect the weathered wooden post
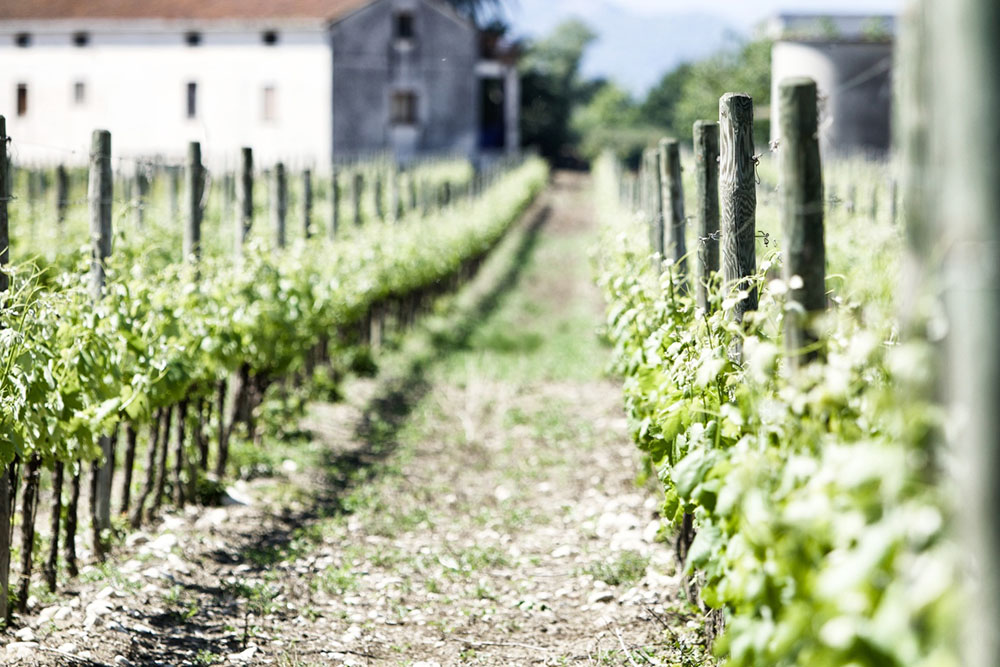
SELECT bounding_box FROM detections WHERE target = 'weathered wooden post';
[56,164,69,224]
[237,147,254,254]
[374,170,385,222]
[659,137,688,282]
[719,93,758,322]
[408,171,418,213]
[0,116,10,622]
[89,129,114,560]
[169,165,181,223]
[777,78,826,368]
[927,2,1000,666]
[352,171,364,226]
[303,168,313,239]
[272,162,287,248]
[643,148,664,259]
[390,168,402,221]
[185,142,203,262]
[693,121,720,311]
[330,168,340,238]
[133,162,149,228]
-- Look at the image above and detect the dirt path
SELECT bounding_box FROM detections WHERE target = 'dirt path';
[5,173,710,666]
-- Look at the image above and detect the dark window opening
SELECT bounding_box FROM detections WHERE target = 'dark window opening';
[186,82,197,119]
[395,13,414,39]
[74,81,86,105]
[391,91,417,125]
[15,33,30,48]
[479,78,506,149]
[185,31,201,46]
[16,84,27,116]
[262,30,279,45]
[73,31,89,46]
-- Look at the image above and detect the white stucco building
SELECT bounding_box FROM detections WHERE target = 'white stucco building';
[768,13,895,156]
[0,0,520,166]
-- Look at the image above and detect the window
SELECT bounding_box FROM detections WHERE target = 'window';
[72,31,89,47]
[262,85,276,122]
[185,31,201,46]
[15,33,30,48]
[186,82,197,119]
[391,91,417,125]
[261,30,278,45]
[395,12,414,39]
[73,81,86,105]
[16,84,27,116]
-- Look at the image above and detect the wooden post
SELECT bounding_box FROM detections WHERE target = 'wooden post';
[133,162,148,228]
[56,164,69,224]
[272,162,287,248]
[390,168,401,221]
[185,142,203,262]
[303,168,313,239]
[169,165,181,223]
[237,147,253,255]
[374,171,385,221]
[89,129,114,559]
[408,172,418,212]
[693,121,720,311]
[659,138,688,282]
[777,78,826,367]
[719,93,758,322]
[928,2,1000,666]
[330,169,340,238]
[0,116,10,622]
[352,171,364,226]
[645,148,664,259]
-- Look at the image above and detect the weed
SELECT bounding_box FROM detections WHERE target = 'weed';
[585,550,649,587]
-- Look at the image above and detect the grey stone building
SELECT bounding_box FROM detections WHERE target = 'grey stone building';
[768,13,895,156]
[332,0,519,162]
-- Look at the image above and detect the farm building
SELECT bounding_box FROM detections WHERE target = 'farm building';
[0,0,520,166]
[768,13,895,156]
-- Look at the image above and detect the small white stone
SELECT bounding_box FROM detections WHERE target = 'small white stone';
[13,626,35,641]
[588,589,615,604]
[550,545,574,558]
[114,656,133,666]
[6,641,39,659]
[228,645,258,663]
[53,606,73,621]
[148,533,178,554]
[96,585,115,599]
[280,459,299,474]
[57,643,78,655]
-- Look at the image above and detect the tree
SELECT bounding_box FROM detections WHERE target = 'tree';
[639,63,693,132]
[519,19,598,163]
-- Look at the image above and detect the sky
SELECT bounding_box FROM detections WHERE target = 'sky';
[502,0,903,95]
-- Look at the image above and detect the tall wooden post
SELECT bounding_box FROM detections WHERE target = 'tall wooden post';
[303,168,313,239]
[330,169,340,239]
[169,165,181,223]
[0,116,10,623]
[645,148,664,259]
[352,172,364,226]
[133,162,148,229]
[719,93,758,322]
[928,1,1000,666]
[374,171,385,221]
[777,78,825,367]
[237,147,254,255]
[272,162,287,248]
[185,142,203,262]
[659,138,688,281]
[89,129,114,559]
[56,164,69,224]
[693,121,720,311]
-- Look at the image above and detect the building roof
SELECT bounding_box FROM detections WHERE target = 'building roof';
[0,0,374,22]
[766,13,896,43]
